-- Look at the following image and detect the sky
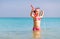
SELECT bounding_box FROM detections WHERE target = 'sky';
[0,0,60,17]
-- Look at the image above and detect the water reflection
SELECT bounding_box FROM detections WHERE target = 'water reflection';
[32,30,41,39]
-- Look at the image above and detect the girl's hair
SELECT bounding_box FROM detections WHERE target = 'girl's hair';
[34,7,40,13]
[35,7,40,10]
[34,7,43,16]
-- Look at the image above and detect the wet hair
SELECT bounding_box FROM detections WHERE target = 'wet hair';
[34,7,40,13]
[35,7,40,10]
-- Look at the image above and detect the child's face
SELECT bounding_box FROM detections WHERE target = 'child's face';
[35,9,40,14]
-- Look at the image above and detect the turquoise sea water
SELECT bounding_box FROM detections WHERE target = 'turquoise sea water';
[0,17,60,39]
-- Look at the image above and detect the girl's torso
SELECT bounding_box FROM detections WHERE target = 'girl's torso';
[33,14,41,27]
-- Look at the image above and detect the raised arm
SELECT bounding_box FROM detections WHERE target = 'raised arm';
[30,5,35,17]
[40,10,44,18]
[31,5,35,11]
[30,11,34,17]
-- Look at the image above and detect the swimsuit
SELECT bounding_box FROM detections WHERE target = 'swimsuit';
[35,17,40,21]
[33,27,40,31]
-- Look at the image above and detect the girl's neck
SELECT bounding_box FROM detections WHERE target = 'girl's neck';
[34,13,39,17]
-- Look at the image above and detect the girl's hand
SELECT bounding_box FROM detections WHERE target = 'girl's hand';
[30,5,35,12]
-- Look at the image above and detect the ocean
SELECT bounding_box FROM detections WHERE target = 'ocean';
[0,17,60,39]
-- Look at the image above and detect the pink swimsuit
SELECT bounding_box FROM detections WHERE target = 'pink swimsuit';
[33,27,40,31]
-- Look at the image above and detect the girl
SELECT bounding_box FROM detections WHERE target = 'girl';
[30,5,44,31]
